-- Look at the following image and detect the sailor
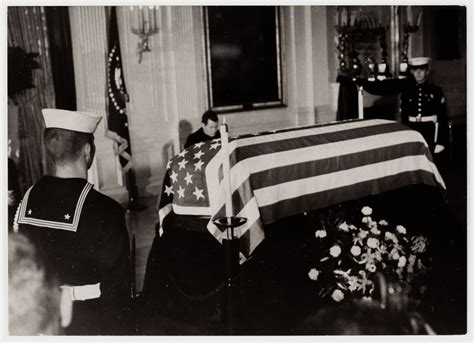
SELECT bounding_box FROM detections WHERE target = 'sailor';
[14,109,132,335]
[359,57,449,155]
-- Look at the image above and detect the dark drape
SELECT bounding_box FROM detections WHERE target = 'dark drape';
[336,75,358,121]
[8,7,56,194]
[45,7,76,111]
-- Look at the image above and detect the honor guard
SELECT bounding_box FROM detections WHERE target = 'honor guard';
[14,109,132,335]
[359,57,449,155]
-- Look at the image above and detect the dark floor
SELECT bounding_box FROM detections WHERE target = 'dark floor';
[128,121,467,335]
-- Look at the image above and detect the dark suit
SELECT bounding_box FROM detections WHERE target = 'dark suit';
[184,127,221,149]
[15,176,132,335]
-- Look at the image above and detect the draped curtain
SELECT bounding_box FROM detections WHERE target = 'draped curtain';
[8,6,56,194]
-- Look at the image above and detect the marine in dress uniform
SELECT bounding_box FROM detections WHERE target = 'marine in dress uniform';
[360,57,449,155]
[14,109,132,335]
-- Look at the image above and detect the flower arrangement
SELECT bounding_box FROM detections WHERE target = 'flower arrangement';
[308,206,431,307]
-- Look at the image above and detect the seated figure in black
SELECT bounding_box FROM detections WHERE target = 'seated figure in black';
[184,110,221,149]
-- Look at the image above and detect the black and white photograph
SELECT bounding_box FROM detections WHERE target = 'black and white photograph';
[3,2,470,338]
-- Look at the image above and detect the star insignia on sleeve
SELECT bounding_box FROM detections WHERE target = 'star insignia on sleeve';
[64,213,71,220]
[164,184,174,196]
[170,170,178,183]
[184,172,193,185]
[177,186,185,199]
[178,159,188,170]
[194,160,205,171]
[178,150,188,158]
[210,142,221,150]
[192,186,205,200]
[194,150,204,160]
[194,142,205,149]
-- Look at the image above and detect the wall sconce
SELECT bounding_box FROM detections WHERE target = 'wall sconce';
[130,6,159,63]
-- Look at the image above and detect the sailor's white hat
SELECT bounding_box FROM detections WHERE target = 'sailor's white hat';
[408,57,431,67]
[42,109,102,134]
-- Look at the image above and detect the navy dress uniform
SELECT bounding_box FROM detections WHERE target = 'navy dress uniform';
[14,109,132,335]
[360,57,449,153]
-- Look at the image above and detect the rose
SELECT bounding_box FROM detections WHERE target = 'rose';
[315,229,327,238]
[367,237,379,249]
[361,206,373,215]
[350,245,361,256]
[396,225,407,234]
[331,289,344,302]
[338,222,349,232]
[398,255,407,268]
[367,264,377,273]
[329,245,342,257]
[308,268,320,281]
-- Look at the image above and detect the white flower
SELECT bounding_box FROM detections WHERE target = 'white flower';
[379,220,388,226]
[349,224,358,231]
[338,222,349,232]
[396,225,407,234]
[359,230,369,239]
[331,289,344,302]
[308,268,320,281]
[392,251,400,260]
[411,236,427,253]
[384,231,398,243]
[362,216,369,223]
[367,264,377,273]
[350,245,361,256]
[367,237,379,249]
[398,255,407,268]
[370,226,381,235]
[361,206,373,216]
[315,229,327,238]
[329,245,342,257]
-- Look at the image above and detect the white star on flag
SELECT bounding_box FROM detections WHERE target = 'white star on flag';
[170,170,178,183]
[194,150,204,160]
[194,142,205,149]
[164,184,174,196]
[64,213,71,220]
[210,142,221,150]
[166,160,172,169]
[194,160,204,171]
[178,159,188,170]
[178,150,188,158]
[192,186,205,200]
[177,186,185,198]
[184,172,193,185]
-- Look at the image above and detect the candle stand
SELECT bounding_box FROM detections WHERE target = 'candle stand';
[213,216,247,335]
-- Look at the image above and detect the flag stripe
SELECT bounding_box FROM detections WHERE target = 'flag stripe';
[249,142,432,189]
[258,170,442,224]
[231,122,412,164]
[254,155,440,209]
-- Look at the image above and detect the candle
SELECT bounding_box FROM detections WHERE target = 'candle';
[150,6,156,31]
[130,7,135,30]
[143,6,149,33]
[407,6,412,25]
[138,6,143,32]
[220,117,233,222]
[358,86,364,119]
[416,9,422,27]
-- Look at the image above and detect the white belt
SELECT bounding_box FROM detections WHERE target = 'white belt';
[61,283,101,301]
[408,115,437,123]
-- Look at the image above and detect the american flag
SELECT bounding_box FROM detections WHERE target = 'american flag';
[159,119,446,262]
[106,6,132,172]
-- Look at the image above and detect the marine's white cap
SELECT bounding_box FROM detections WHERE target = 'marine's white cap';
[409,57,431,67]
[42,109,102,133]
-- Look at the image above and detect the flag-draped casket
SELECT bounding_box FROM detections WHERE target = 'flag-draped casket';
[158,119,446,261]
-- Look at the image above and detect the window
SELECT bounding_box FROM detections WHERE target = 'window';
[204,6,284,112]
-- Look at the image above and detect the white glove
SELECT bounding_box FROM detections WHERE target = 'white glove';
[434,144,445,154]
